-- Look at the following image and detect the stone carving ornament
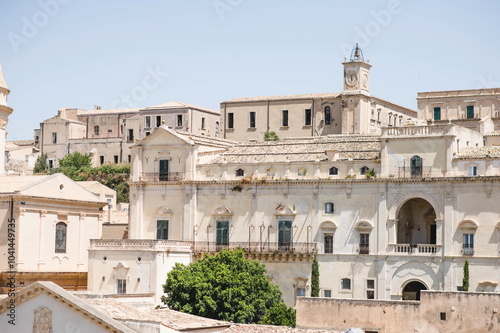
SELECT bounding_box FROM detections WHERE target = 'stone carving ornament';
[33,307,53,333]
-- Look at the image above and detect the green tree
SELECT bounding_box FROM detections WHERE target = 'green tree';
[259,303,296,327]
[462,259,469,291]
[264,131,279,141]
[58,152,92,180]
[311,253,320,297]
[162,249,295,326]
[34,153,49,174]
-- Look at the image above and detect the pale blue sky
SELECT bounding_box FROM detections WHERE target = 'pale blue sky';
[1,0,499,140]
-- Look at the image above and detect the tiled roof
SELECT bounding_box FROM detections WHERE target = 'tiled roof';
[82,298,230,331]
[221,324,341,333]
[174,129,238,148]
[202,135,380,164]
[454,146,500,159]
[223,93,341,103]
[78,107,141,116]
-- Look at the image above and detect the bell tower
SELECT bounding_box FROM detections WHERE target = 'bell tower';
[0,64,13,176]
[342,44,371,95]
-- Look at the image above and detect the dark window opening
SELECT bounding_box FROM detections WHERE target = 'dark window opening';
[177,115,183,127]
[329,166,338,175]
[156,115,162,127]
[100,156,104,165]
[434,107,441,121]
[157,220,169,240]
[324,234,333,254]
[305,109,312,126]
[114,155,118,164]
[249,112,256,128]
[282,110,289,127]
[55,222,67,253]
[228,113,234,129]
[236,168,244,177]
[324,106,331,125]
[466,105,474,119]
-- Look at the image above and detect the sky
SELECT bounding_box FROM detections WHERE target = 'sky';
[1,0,499,140]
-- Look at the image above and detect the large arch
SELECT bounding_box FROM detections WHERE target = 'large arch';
[388,192,442,221]
[390,261,439,299]
[396,198,437,245]
[402,280,428,300]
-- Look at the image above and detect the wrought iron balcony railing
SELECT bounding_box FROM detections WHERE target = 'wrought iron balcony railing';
[193,241,316,255]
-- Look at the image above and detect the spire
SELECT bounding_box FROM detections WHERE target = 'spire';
[0,64,8,91]
[349,43,364,62]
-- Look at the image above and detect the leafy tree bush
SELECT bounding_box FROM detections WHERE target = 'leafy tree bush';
[462,259,469,291]
[162,249,295,326]
[311,253,319,297]
[264,131,280,141]
[33,153,49,173]
[48,153,130,203]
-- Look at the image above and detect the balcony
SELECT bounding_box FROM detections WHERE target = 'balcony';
[136,172,185,182]
[391,243,440,255]
[89,239,192,252]
[358,243,369,254]
[193,242,316,261]
[381,124,453,138]
[462,244,474,255]
[396,166,438,179]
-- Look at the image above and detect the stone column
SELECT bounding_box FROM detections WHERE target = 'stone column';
[435,218,444,254]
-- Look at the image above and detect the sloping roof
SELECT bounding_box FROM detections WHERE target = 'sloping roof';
[0,282,136,333]
[220,324,339,333]
[5,140,37,152]
[454,146,500,159]
[223,93,341,103]
[82,298,230,331]
[145,101,219,114]
[0,174,106,204]
[202,135,381,164]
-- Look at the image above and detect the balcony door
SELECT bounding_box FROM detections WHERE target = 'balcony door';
[278,220,292,250]
[216,220,229,248]
[159,159,169,181]
[410,155,422,178]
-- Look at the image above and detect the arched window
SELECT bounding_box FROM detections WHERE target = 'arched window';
[215,121,220,137]
[329,166,338,175]
[360,166,369,175]
[325,202,334,214]
[55,222,67,253]
[236,168,244,177]
[94,125,100,135]
[324,106,331,125]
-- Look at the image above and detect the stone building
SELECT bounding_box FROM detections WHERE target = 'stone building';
[34,101,220,168]
[0,65,13,176]
[220,45,417,142]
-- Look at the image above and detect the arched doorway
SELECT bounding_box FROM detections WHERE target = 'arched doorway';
[402,281,427,300]
[397,198,436,246]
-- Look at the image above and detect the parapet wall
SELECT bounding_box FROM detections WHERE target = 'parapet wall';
[296,291,500,333]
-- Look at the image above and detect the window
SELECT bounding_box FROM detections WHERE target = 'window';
[156,115,162,127]
[114,155,118,164]
[325,202,334,214]
[410,155,422,178]
[304,109,312,126]
[278,220,292,250]
[201,117,206,130]
[323,289,332,298]
[249,112,256,128]
[324,234,333,254]
[329,166,338,175]
[145,116,151,128]
[215,121,220,137]
[48,160,54,169]
[100,156,104,165]
[55,222,67,253]
[236,168,244,177]
[157,220,169,240]
[360,166,369,175]
[94,125,100,135]
[466,105,474,119]
[145,131,150,136]
[282,110,289,127]
[434,107,441,121]
[463,233,474,255]
[341,278,351,290]
[216,220,229,246]
[128,129,134,142]
[52,132,57,144]
[117,279,126,294]
[467,166,477,176]
[128,155,131,163]
[159,159,169,181]
[440,312,446,321]
[359,233,369,254]
[324,106,331,125]
[177,114,183,127]
[367,279,375,299]
[227,113,234,129]
[298,167,307,176]
[296,287,306,297]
